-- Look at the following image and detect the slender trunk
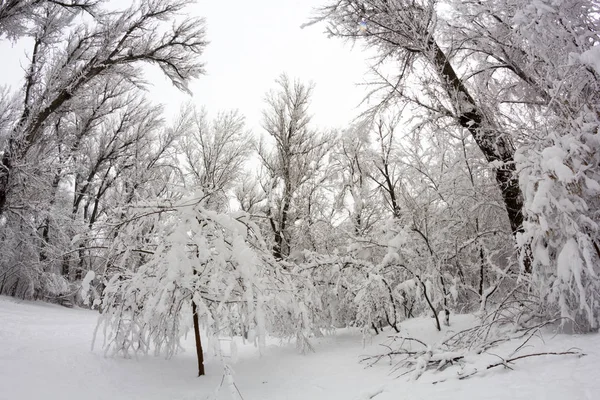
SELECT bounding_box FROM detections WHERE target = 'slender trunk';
[478,246,485,297]
[382,162,401,219]
[191,300,205,377]
[0,147,14,217]
[439,276,450,326]
[403,296,414,318]
[419,277,441,331]
[413,228,446,328]
[371,322,379,334]
[382,278,400,332]
[384,309,399,333]
[271,219,283,260]
[75,243,86,281]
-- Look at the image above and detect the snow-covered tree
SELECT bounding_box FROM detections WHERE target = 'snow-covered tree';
[0,0,207,300]
[0,0,98,40]
[179,107,254,209]
[313,0,600,332]
[313,0,526,244]
[258,74,332,260]
[0,0,206,217]
[96,193,323,375]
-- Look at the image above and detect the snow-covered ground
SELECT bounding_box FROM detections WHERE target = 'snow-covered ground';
[1,296,598,400]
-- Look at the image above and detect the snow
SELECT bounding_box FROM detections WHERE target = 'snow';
[1,296,600,400]
[80,271,95,306]
[580,46,600,75]
[557,238,580,283]
[540,146,573,182]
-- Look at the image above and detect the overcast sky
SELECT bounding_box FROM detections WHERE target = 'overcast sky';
[0,0,374,133]
[176,0,374,132]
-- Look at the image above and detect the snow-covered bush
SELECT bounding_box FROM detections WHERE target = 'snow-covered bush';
[517,110,600,331]
[95,194,322,370]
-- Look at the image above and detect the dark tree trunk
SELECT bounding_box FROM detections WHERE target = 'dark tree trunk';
[371,322,379,334]
[419,277,441,331]
[272,229,283,260]
[381,162,401,219]
[61,253,71,279]
[0,151,13,217]
[191,300,205,377]
[479,246,485,297]
[270,192,291,261]
[382,278,400,332]
[428,41,529,272]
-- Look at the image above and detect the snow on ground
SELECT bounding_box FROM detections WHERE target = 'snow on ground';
[1,296,599,400]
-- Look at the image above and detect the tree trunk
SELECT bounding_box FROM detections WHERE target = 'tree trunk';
[272,229,283,260]
[428,41,529,272]
[191,300,205,377]
[0,151,13,217]
[419,278,441,331]
[0,36,42,218]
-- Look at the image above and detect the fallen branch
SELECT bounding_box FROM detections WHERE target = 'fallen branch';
[361,327,585,383]
[486,350,585,370]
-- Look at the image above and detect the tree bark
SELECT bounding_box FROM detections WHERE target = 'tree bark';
[271,183,292,260]
[191,300,205,377]
[419,278,441,331]
[428,41,529,272]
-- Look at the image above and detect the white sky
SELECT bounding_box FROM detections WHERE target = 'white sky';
[164,0,374,132]
[0,1,375,134]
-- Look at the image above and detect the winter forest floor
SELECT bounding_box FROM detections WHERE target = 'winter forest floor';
[1,296,599,400]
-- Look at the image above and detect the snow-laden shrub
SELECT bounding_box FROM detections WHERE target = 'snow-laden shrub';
[517,109,600,332]
[95,194,319,359]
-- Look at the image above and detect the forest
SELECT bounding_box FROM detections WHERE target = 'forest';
[0,0,599,383]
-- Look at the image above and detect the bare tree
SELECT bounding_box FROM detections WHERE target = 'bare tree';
[331,121,381,236]
[180,107,253,209]
[369,114,405,220]
[258,74,332,260]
